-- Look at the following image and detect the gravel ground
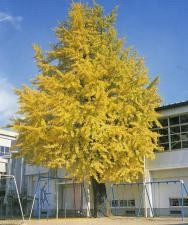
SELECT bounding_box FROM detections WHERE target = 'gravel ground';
[1,217,188,225]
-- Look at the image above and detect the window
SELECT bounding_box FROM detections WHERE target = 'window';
[170,126,180,134]
[126,210,135,215]
[159,118,168,127]
[156,114,188,151]
[181,133,188,142]
[111,199,135,208]
[111,200,119,207]
[120,200,127,207]
[169,198,188,207]
[171,134,181,142]
[160,143,169,151]
[5,147,9,154]
[159,135,169,143]
[181,123,188,150]
[171,142,181,150]
[159,128,168,135]
[127,200,135,207]
[169,116,179,126]
[0,146,10,155]
[180,114,188,124]
[158,127,169,151]
[0,146,4,154]
[184,199,188,206]
[170,210,181,215]
[182,141,188,148]
[170,198,179,206]
[181,125,188,133]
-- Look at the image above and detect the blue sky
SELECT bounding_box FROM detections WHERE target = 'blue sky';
[0,0,188,126]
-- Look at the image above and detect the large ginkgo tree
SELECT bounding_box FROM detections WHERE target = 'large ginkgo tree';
[11,2,161,216]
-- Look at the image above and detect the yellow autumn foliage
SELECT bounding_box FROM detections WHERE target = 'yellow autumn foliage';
[11,3,161,183]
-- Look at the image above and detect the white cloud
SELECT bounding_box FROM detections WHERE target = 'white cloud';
[0,76,17,127]
[0,11,22,29]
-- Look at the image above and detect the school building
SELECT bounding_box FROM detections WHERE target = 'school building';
[0,100,188,218]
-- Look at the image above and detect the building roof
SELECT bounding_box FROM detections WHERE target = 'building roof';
[157,100,188,111]
[0,129,17,138]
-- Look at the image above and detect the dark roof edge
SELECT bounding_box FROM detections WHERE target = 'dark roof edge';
[156,100,188,111]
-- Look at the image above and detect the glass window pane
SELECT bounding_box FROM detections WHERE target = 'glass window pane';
[5,147,9,154]
[182,141,188,149]
[159,135,169,143]
[171,134,181,142]
[127,200,135,207]
[170,198,180,206]
[169,116,179,126]
[112,200,119,207]
[151,122,158,129]
[160,143,169,151]
[159,118,168,127]
[120,200,127,207]
[180,114,188,124]
[170,126,180,134]
[159,128,168,135]
[184,199,188,206]
[181,125,188,133]
[0,146,4,154]
[170,198,188,207]
[171,142,181,150]
[181,133,188,141]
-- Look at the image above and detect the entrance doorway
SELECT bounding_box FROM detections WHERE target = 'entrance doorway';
[59,183,82,217]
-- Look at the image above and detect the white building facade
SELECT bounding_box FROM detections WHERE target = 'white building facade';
[0,129,24,218]
[0,129,92,218]
[107,101,188,217]
[145,101,188,217]
[24,165,91,218]
[1,101,188,218]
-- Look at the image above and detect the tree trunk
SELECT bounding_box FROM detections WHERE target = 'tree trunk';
[91,177,108,217]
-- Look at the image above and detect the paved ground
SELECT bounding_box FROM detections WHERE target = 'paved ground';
[1,217,188,225]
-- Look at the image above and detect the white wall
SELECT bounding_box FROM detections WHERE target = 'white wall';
[0,158,7,173]
[0,137,12,148]
[0,129,16,174]
[25,165,49,175]
[159,105,188,117]
[146,149,188,171]
[149,168,188,215]
[106,181,144,217]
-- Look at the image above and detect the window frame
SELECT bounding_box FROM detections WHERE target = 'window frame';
[0,146,10,155]
[156,113,188,151]
[111,199,136,208]
[169,198,188,207]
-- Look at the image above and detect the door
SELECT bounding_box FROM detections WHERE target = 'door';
[61,183,82,216]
